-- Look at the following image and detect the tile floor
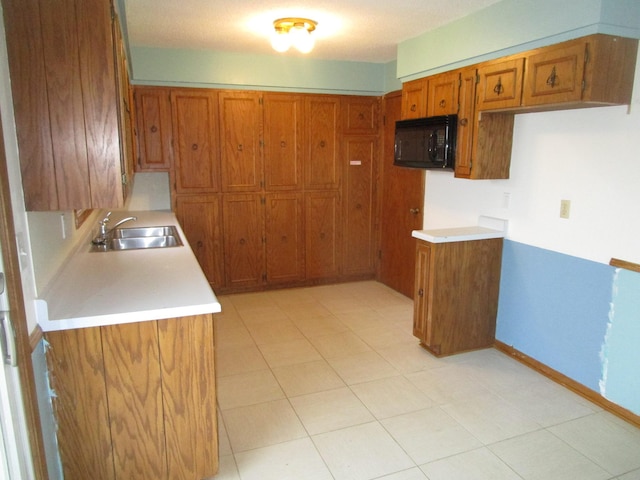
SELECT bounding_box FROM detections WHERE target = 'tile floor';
[210,281,640,480]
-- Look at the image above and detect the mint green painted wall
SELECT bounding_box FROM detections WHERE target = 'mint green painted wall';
[131,47,387,95]
[397,0,640,80]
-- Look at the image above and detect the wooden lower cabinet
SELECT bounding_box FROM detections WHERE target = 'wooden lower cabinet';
[175,194,224,289]
[45,314,218,480]
[413,238,503,356]
[265,192,305,284]
[305,190,341,279]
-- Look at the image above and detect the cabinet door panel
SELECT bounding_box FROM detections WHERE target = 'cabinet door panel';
[305,191,341,279]
[175,194,224,289]
[427,71,460,116]
[220,92,263,192]
[172,90,220,193]
[305,97,340,189]
[476,58,524,110]
[523,42,585,106]
[343,97,378,134]
[401,78,428,119]
[134,87,173,171]
[265,193,305,284]
[343,137,376,276]
[223,194,265,288]
[454,68,477,178]
[263,94,302,190]
[413,242,431,343]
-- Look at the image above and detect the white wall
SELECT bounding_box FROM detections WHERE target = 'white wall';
[422,50,640,266]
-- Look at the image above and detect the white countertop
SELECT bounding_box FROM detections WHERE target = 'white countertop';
[412,216,508,243]
[37,210,221,332]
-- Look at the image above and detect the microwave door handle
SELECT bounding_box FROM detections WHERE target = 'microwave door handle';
[427,131,436,161]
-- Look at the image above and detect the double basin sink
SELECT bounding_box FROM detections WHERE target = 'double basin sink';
[91,226,183,252]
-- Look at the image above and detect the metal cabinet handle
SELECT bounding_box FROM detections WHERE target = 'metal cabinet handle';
[493,77,504,95]
[546,66,559,88]
[418,288,424,297]
[410,208,420,215]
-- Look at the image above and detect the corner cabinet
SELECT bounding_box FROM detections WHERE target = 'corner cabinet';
[413,238,503,356]
[3,0,131,210]
[45,315,218,480]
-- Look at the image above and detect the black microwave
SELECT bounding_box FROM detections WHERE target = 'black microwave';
[393,114,457,170]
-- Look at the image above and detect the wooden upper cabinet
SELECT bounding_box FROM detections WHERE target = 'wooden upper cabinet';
[401,77,428,119]
[305,96,341,190]
[427,71,460,117]
[171,89,220,193]
[134,87,173,171]
[523,34,638,107]
[454,68,477,179]
[219,91,263,192]
[4,0,126,210]
[263,93,303,191]
[342,97,379,134]
[476,57,525,110]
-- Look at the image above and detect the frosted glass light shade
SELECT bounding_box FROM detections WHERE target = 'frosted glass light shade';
[271,29,291,52]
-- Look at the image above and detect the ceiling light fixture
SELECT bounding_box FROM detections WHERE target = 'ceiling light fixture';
[271,17,317,54]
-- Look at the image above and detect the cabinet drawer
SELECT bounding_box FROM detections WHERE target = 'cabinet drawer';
[476,58,524,110]
[523,42,586,106]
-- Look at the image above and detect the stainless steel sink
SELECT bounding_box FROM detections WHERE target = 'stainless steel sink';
[91,225,183,252]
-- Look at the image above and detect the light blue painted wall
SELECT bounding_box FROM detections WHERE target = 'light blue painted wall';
[601,269,640,413]
[496,241,613,393]
[396,0,640,80]
[131,47,388,95]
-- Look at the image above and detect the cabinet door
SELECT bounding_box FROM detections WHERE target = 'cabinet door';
[343,136,376,276]
[175,194,224,289]
[476,57,524,110]
[305,191,341,279]
[222,194,265,289]
[523,41,586,106]
[263,93,303,190]
[171,89,220,193]
[427,71,460,117]
[219,91,263,192]
[454,68,477,178]
[413,242,431,343]
[265,193,305,284]
[342,97,379,134]
[401,77,428,119]
[134,86,173,171]
[305,96,340,190]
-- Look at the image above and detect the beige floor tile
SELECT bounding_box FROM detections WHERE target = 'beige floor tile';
[616,469,640,480]
[271,359,345,397]
[291,313,349,338]
[313,422,415,480]
[374,468,428,479]
[222,399,307,452]
[284,302,334,319]
[217,409,232,456]
[237,305,289,326]
[420,447,521,480]
[490,429,610,479]
[548,412,640,476]
[441,392,541,444]
[245,318,305,345]
[258,338,322,367]
[334,308,392,331]
[376,343,443,374]
[350,376,434,419]
[382,407,482,464]
[406,364,492,405]
[234,438,333,480]
[290,386,374,435]
[214,324,255,350]
[215,344,269,377]
[310,331,372,359]
[328,350,399,385]
[216,369,284,410]
[355,324,418,349]
[207,454,239,480]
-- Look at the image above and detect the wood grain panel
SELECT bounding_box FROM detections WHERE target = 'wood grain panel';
[427,71,460,117]
[343,97,378,134]
[401,77,428,119]
[223,194,265,288]
[343,136,376,276]
[476,57,524,110]
[2,0,58,210]
[39,0,91,209]
[175,194,225,288]
[101,322,167,480]
[45,328,115,480]
[219,92,263,192]
[472,111,515,179]
[172,89,220,193]
[453,68,477,179]
[134,87,173,171]
[263,93,303,190]
[305,191,341,279]
[265,192,305,284]
[78,0,123,208]
[158,315,218,479]
[305,96,340,189]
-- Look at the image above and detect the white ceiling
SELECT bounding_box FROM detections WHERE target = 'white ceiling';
[122,0,503,63]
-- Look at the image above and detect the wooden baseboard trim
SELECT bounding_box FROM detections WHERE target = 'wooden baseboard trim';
[29,324,43,352]
[494,340,640,429]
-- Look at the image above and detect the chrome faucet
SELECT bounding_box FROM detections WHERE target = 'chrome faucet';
[92,212,138,245]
